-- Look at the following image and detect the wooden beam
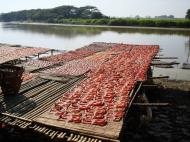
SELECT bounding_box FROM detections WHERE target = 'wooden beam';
[51,49,54,56]
[142,84,158,87]
[152,59,161,61]
[1,112,32,122]
[156,54,164,57]
[39,75,70,83]
[148,76,169,79]
[154,57,178,59]
[132,103,170,107]
[151,62,179,66]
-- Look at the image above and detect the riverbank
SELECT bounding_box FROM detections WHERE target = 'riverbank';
[125,79,190,142]
[5,21,190,32]
[153,68,190,81]
[55,18,190,28]
[153,78,190,91]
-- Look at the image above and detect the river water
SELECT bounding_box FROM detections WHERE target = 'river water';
[0,22,190,80]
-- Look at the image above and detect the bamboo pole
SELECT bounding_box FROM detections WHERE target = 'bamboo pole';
[1,112,31,122]
[132,103,170,107]
[154,57,178,59]
[142,84,158,87]
[151,62,179,66]
[148,76,169,79]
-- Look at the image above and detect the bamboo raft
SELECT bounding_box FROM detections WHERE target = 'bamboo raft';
[0,42,178,142]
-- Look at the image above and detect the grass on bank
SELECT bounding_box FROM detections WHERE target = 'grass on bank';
[47,18,190,28]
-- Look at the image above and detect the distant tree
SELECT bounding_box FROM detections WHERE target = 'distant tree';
[135,15,140,19]
[168,15,174,19]
[0,5,105,22]
[155,15,174,19]
[78,6,103,18]
[145,16,151,19]
[186,9,190,19]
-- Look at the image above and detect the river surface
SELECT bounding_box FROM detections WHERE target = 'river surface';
[0,22,190,80]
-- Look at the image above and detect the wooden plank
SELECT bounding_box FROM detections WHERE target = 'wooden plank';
[33,83,141,141]
[35,115,122,140]
[142,84,158,87]
[148,76,169,79]
[154,57,178,59]
[151,62,179,66]
[1,112,32,122]
[132,103,170,107]
[39,75,71,83]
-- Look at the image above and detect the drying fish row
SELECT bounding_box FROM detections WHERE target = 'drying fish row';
[0,47,49,64]
[0,46,18,56]
[41,49,96,62]
[15,43,124,73]
[78,42,117,52]
[23,60,59,68]
[40,42,118,63]
[43,50,115,76]
[50,44,159,126]
[42,44,134,76]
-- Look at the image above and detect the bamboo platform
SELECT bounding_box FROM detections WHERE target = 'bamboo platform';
[0,42,168,142]
[34,82,142,141]
[0,76,84,117]
[0,76,142,142]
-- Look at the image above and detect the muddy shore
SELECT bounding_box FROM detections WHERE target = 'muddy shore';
[123,79,190,142]
[0,79,190,142]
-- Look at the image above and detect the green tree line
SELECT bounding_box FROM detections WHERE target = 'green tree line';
[57,18,190,28]
[186,9,190,19]
[0,5,106,22]
[0,6,190,28]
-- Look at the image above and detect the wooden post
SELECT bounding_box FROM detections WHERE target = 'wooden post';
[38,53,40,59]
[154,57,178,59]
[142,84,158,87]
[151,62,179,66]
[51,50,54,56]
[148,76,169,79]
[132,103,171,107]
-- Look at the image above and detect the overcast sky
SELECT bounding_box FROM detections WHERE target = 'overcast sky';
[0,0,189,18]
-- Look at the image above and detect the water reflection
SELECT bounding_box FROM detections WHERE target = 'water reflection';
[2,23,190,39]
[2,23,103,38]
[0,22,190,80]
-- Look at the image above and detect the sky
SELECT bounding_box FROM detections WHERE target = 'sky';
[0,0,189,18]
